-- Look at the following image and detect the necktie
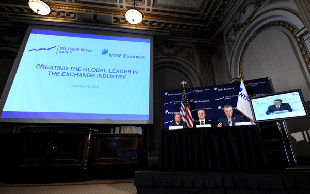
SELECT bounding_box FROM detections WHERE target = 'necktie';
[229,118,232,126]
[277,106,280,111]
[201,120,204,125]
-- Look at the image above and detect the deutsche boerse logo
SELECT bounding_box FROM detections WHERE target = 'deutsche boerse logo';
[28,45,92,55]
[28,46,56,52]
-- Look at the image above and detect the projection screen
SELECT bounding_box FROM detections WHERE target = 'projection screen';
[0,25,153,124]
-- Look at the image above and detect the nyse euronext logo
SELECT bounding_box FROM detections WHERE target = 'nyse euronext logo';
[28,45,92,54]
[102,49,146,59]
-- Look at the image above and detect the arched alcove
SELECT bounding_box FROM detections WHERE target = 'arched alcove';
[242,27,310,100]
[228,7,310,99]
[148,59,196,155]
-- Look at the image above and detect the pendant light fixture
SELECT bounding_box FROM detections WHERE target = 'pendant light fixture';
[125,0,143,24]
[28,0,51,16]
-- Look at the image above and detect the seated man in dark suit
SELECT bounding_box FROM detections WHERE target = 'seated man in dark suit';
[194,109,214,127]
[170,113,187,127]
[217,104,245,127]
[266,99,292,115]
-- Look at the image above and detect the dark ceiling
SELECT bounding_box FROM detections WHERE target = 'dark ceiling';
[0,0,242,40]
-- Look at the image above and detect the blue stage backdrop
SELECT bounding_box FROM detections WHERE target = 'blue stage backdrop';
[162,77,272,130]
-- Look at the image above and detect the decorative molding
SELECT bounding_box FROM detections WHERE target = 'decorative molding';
[227,6,303,53]
[206,0,239,37]
[0,12,9,19]
[226,0,268,49]
[294,0,310,33]
[0,0,237,40]
[233,0,267,32]
[50,10,77,20]
[196,42,216,86]
[155,40,194,64]
[228,7,305,77]
[238,21,310,78]
[154,66,193,88]
[0,4,77,20]
[112,16,211,39]
[153,0,205,11]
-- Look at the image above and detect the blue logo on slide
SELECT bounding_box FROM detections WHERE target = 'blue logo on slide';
[29,45,92,54]
[102,49,108,55]
[28,46,56,52]
[101,49,146,59]
[106,51,146,59]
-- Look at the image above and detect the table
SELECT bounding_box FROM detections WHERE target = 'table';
[159,125,269,171]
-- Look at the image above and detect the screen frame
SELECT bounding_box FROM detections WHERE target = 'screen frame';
[0,24,154,125]
[250,89,308,122]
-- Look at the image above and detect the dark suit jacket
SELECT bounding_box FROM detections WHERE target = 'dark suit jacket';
[218,114,245,127]
[170,121,187,127]
[266,103,292,115]
[194,119,214,128]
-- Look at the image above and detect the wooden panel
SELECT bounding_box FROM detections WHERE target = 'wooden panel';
[90,134,141,165]
[0,127,145,180]
[19,133,89,166]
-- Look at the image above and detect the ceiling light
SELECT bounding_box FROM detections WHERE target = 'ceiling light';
[125,0,143,24]
[28,0,51,16]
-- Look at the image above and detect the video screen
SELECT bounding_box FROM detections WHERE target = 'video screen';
[0,25,153,124]
[251,90,308,122]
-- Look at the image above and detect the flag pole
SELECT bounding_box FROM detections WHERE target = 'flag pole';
[181,80,187,107]
[180,80,193,128]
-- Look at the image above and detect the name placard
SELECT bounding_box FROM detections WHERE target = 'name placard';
[169,126,184,130]
[235,122,254,126]
[196,124,211,128]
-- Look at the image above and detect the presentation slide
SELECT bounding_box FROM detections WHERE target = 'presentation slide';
[0,26,153,124]
[251,91,307,122]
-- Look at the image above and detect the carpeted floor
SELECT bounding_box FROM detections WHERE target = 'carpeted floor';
[0,179,136,194]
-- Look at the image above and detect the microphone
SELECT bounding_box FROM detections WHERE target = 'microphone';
[217,119,222,127]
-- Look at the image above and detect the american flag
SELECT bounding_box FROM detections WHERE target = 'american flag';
[180,90,193,128]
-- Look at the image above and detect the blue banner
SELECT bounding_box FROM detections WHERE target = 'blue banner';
[162,78,271,130]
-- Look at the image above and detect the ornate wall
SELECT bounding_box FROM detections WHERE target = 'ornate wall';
[221,0,310,101]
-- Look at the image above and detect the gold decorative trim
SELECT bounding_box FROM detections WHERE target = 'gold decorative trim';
[239,21,310,78]
[49,3,120,14]
[152,1,206,12]
[50,10,77,20]
[49,3,211,26]
[0,0,237,40]
[112,16,210,39]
